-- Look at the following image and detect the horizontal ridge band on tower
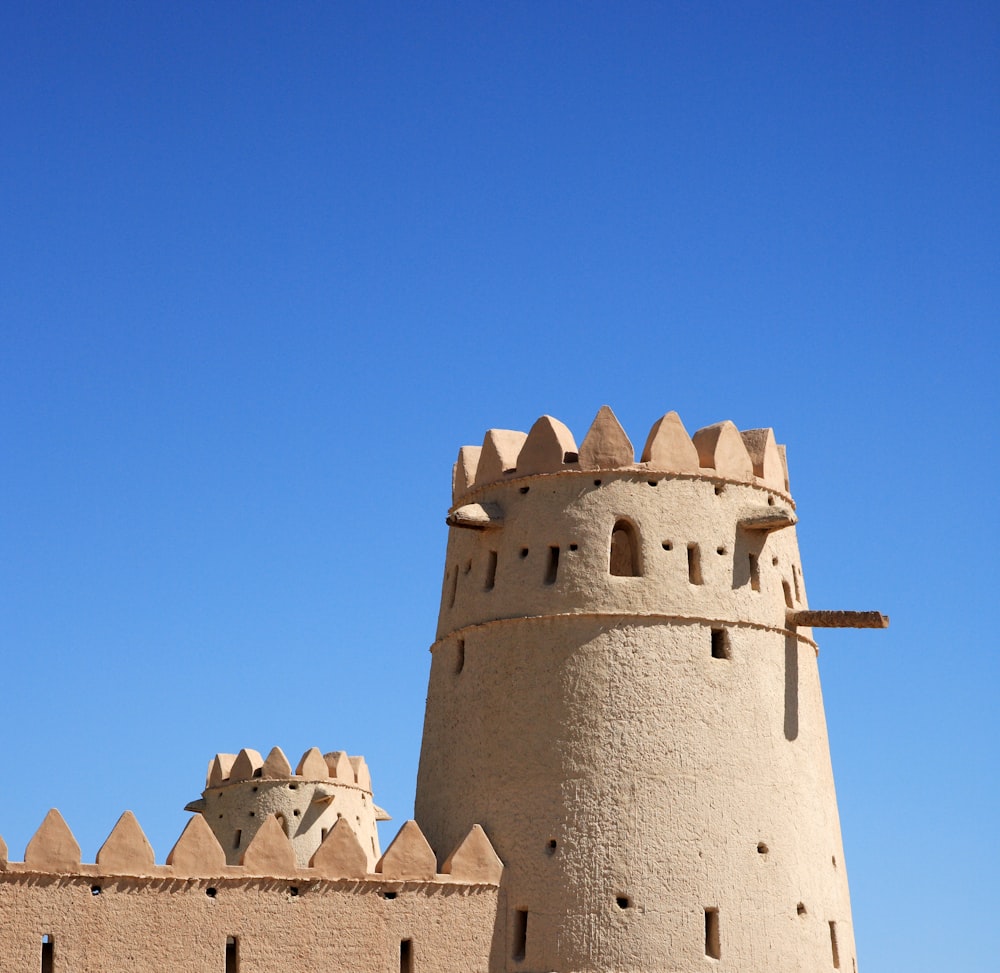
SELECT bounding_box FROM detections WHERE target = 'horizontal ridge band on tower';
[452,406,790,503]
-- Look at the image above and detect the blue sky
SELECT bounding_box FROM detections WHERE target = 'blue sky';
[1,3,997,969]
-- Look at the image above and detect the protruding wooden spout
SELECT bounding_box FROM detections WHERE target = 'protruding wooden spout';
[787,610,889,629]
[739,507,797,532]
[446,502,504,530]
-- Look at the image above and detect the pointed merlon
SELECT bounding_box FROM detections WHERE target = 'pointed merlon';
[640,411,701,472]
[323,750,354,781]
[740,428,786,490]
[517,416,579,476]
[692,421,755,480]
[441,824,503,884]
[230,748,263,782]
[348,755,372,791]
[309,818,368,878]
[261,746,293,779]
[473,430,527,488]
[0,834,7,870]
[166,814,226,874]
[296,747,330,779]
[96,811,155,873]
[739,506,797,533]
[24,809,81,871]
[208,753,236,788]
[787,610,889,629]
[241,815,298,874]
[446,502,504,530]
[777,443,791,491]
[641,412,700,473]
[376,820,437,880]
[578,406,634,470]
[452,445,482,502]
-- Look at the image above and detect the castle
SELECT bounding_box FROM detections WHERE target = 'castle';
[0,407,886,972]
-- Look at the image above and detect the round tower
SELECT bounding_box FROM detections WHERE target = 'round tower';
[415,406,877,973]
[186,745,390,868]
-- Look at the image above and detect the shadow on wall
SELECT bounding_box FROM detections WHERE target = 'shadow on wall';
[784,634,798,742]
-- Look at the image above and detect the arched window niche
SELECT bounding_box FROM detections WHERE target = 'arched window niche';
[609,519,642,577]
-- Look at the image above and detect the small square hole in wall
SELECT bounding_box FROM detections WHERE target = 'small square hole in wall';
[711,629,730,660]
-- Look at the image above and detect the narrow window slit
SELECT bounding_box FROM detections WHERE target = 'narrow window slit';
[748,553,760,591]
[705,908,720,959]
[783,581,793,608]
[829,921,840,968]
[512,910,528,961]
[41,935,53,973]
[485,551,497,591]
[711,629,730,660]
[545,547,560,585]
[225,936,240,973]
[233,829,242,849]
[793,564,802,602]
[687,543,702,585]
[447,565,458,609]
[400,938,413,973]
[456,639,465,674]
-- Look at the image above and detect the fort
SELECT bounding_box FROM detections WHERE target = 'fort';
[0,406,886,972]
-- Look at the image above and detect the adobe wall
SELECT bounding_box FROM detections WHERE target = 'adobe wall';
[0,810,503,973]
[0,875,499,973]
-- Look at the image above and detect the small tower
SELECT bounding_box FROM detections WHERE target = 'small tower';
[186,745,391,868]
[415,407,885,973]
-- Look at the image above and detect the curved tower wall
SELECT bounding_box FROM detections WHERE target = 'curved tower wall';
[415,409,857,973]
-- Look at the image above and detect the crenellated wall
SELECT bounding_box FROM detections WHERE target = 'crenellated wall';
[0,808,502,973]
[0,404,880,973]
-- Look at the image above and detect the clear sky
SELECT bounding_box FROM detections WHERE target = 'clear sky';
[1,3,997,970]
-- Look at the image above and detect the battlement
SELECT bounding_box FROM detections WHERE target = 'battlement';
[0,808,501,885]
[205,746,374,792]
[452,406,789,504]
